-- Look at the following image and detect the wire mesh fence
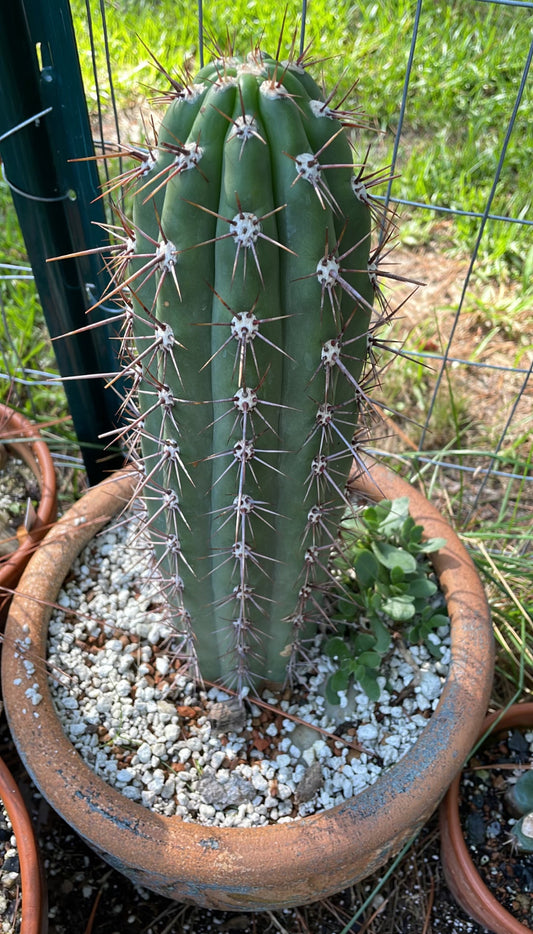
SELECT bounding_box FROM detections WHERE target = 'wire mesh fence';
[0,0,531,533]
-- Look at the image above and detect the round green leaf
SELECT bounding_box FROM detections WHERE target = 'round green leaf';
[370,617,392,653]
[390,565,406,585]
[357,650,381,668]
[328,669,350,699]
[382,594,416,621]
[357,669,381,701]
[371,542,418,573]
[325,636,351,661]
[353,632,377,653]
[421,536,447,553]
[354,549,380,588]
[409,577,438,598]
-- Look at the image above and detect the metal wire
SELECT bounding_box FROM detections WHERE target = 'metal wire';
[476,0,533,7]
[84,0,123,186]
[198,0,204,66]
[0,107,52,144]
[1,0,531,507]
[374,195,533,228]
[466,357,532,520]
[299,0,308,55]
[368,449,532,485]
[84,1,108,181]
[382,0,423,231]
[418,31,533,452]
[1,163,72,203]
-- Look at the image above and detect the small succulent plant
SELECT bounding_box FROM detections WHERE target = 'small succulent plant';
[90,33,408,697]
[511,812,533,852]
[507,769,533,853]
[325,496,448,701]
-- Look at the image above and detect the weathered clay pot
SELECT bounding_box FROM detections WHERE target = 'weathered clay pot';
[2,463,493,911]
[0,403,57,622]
[0,753,47,934]
[440,703,533,934]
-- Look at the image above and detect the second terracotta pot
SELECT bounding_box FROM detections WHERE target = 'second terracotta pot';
[0,403,57,622]
[2,464,493,911]
[440,703,533,934]
[0,753,47,934]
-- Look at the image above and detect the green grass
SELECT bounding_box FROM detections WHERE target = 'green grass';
[70,0,533,283]
[469,532,533,699]
[0,191,48,390]
[0,185,73,438]
[2,0,531,422]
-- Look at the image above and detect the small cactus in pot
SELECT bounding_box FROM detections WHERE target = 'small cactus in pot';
[95,37,401,696]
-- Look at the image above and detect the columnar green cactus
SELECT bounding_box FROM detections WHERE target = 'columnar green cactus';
[106,43,394,695]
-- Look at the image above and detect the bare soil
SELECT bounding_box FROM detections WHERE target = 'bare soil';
[380,242,532,457]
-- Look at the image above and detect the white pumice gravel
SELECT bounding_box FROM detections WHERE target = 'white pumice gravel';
[44,519,451,828]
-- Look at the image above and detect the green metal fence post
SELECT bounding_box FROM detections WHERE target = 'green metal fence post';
[0,0,123,483]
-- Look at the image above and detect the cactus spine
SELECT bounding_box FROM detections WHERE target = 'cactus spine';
[107,44,393,695]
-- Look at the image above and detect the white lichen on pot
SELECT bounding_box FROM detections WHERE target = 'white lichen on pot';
[82,32,413,697]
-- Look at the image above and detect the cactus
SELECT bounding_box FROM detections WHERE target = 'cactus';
[506,769,533,852]
[511,812,533,853]
[506,769,533,817]
[101,41,398,696]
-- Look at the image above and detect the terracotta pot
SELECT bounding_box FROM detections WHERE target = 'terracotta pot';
[0,403,57,622]
[0,753,47,934]
[440,703,533,934]
[1,463,493,911]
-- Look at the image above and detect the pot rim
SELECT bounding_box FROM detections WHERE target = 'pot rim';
[0,754,47,934]
[2,462,494,909]
[440,702,533,934]
[0,403,58,595]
